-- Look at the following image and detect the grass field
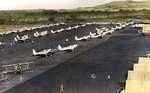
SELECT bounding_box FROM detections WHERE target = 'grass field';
[78,1,150,11]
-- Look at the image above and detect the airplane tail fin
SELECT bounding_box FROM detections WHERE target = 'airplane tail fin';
[58,45,62,50]
[95,28,99,31]
[51,30,54,33]
[14,37,18,42]
[32,49,36,55]
[34,33,37,37]
[16,35,20,39]
[26,35,29,39]
[36,31,39,35]
[89,32,94,37]
[45,31,48,34]
[75,36,78,41]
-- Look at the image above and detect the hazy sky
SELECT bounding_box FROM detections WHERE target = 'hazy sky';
[0,0,148,10]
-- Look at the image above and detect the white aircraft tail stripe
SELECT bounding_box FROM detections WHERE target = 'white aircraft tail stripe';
[14,37,18,42]
[89,32,95,36]
[58,45,62,50]
[75,36,78,41]
[16,35,20,39]
[32,49,36,55]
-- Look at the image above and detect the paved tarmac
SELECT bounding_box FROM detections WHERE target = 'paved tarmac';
[0,23,115,92]
[1,23,150,93]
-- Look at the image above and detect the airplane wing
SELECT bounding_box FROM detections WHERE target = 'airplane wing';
[0,42,5,45]
[20,62,33,71]
[1,62,33,74]
[0,72,8,81]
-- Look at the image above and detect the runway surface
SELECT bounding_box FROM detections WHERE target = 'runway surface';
[1,23,150,93]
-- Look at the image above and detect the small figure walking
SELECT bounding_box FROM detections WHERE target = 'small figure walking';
[65,39,68,42]
[20,75,23,83]
[90,73,96,79]
[106,75,111,82]
[60,84,64,93]
[108,75,110,79]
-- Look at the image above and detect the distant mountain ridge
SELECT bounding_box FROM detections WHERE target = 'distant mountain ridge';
[77,1,150,11]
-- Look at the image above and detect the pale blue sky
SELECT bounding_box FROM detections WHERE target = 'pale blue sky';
[0,0,147,10]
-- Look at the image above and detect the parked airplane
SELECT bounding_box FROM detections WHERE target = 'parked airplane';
[0,42,5,45]
[65,26,72,31]
[14,35,29,42]
[34,31,48,37]
[58,44,79,52]
[95,28,103,34]
[75,35,91,41]
[1,62,33,74]
[73,25,80,29]
[51,28,64,34]
[39,31,48,36]
[34,31,40,37]
[32,48,55,57]
[81,24,86,27]
[0,42,5,48]
[89,32,103,39]
[106,29,114,35]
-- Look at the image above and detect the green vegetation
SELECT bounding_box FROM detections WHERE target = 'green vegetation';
[79,1,150,11]
[0,1,150,32]
[0,9,150,25]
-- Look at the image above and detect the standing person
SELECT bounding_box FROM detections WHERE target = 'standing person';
[106,75,111,82]
[20,75,23,83]
[14,63,22,74]
[108,75,110,79]
[60,84,64,93]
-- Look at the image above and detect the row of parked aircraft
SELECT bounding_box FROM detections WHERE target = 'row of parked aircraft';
[2,22,130,57]
[31,23,130,57]
[0,22,65,37]
[74,23,129,42]
[12,24,88,43]
[50,24,86,34]
[0,22,131,82]
[32,44,79,57]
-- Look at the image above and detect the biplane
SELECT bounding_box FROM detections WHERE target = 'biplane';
[1,62,33,74]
